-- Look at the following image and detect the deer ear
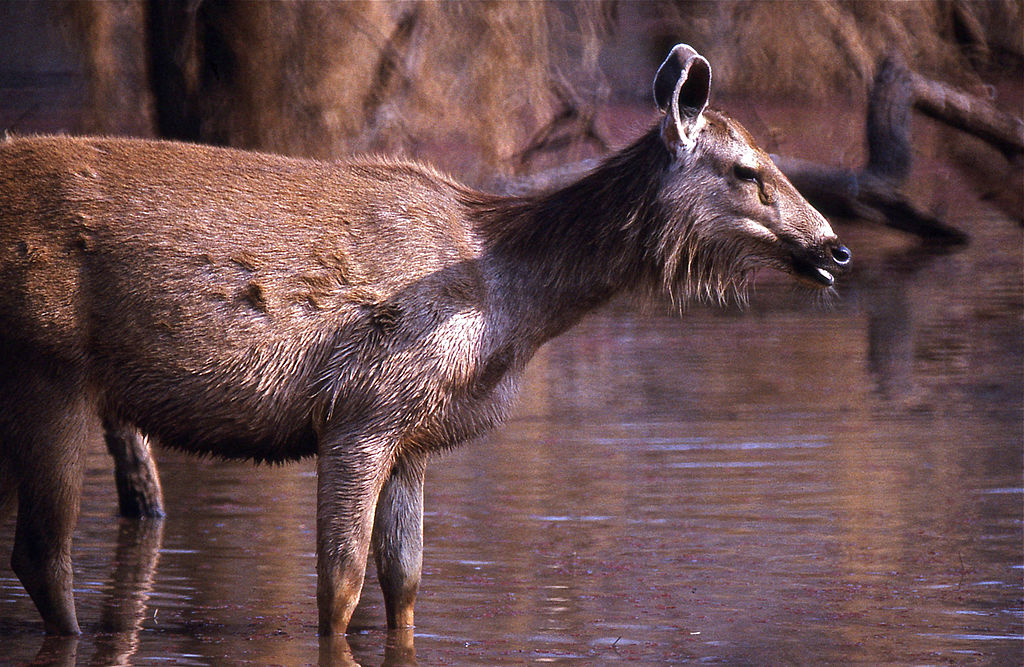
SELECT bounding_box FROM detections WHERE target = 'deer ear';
[653,44,712,151]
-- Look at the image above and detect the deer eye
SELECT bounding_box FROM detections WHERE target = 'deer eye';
[733,164,760,184]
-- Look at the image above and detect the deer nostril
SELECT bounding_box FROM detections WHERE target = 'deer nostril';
[830,244,851,266]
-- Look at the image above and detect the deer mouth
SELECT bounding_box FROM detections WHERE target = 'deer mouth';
[791,257,837,287]
[788,243,851,288]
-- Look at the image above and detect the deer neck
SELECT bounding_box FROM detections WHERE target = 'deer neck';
[475,128,672,343]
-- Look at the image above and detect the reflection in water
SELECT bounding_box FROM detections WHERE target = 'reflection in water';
[92,520,164,666]
[318,634,359,667]
[865,249,939,401]
[318,627,418,666]
[29,636,79,666]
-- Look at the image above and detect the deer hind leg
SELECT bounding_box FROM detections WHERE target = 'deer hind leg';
[103,419,165,519]
[2,370,90,635]
[372,451,426,629]
[315,432,395,635]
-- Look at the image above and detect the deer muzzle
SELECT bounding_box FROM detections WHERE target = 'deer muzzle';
[789,239,852,288]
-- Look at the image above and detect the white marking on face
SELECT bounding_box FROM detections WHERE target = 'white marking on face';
[739,218,777,241]
[737,145,759,172]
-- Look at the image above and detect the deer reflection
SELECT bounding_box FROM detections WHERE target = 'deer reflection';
[380,628,417,667]
[26,518,165,667]
[89,518,164,665]
[320,627,417,667]
[30,635,79,666]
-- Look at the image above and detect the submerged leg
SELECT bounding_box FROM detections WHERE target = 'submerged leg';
[315,432,395,635]
[372,451,427,629]
[4,374,90,635]
[103,420,165,519]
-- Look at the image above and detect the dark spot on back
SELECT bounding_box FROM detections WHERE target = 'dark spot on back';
[244,280,269,313]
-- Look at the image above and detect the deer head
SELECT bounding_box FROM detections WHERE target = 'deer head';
[652,44,851,302]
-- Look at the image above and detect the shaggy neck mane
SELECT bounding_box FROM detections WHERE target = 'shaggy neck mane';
[470,127,674,338]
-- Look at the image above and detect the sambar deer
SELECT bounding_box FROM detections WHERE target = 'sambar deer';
[0,44,849,635]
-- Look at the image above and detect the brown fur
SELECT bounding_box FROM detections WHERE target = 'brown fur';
[0,46,848,635]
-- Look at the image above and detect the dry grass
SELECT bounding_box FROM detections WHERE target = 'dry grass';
[63,0,1021,178]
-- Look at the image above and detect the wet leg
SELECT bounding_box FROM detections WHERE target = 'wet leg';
[103,419,165,519]
[315,433,394,635]
[372,451,426,629]
[6,388,89,635]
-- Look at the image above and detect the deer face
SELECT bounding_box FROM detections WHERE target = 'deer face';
[652,45,850,300]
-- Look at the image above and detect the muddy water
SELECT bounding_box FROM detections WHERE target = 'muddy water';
[1,124,1022,665]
